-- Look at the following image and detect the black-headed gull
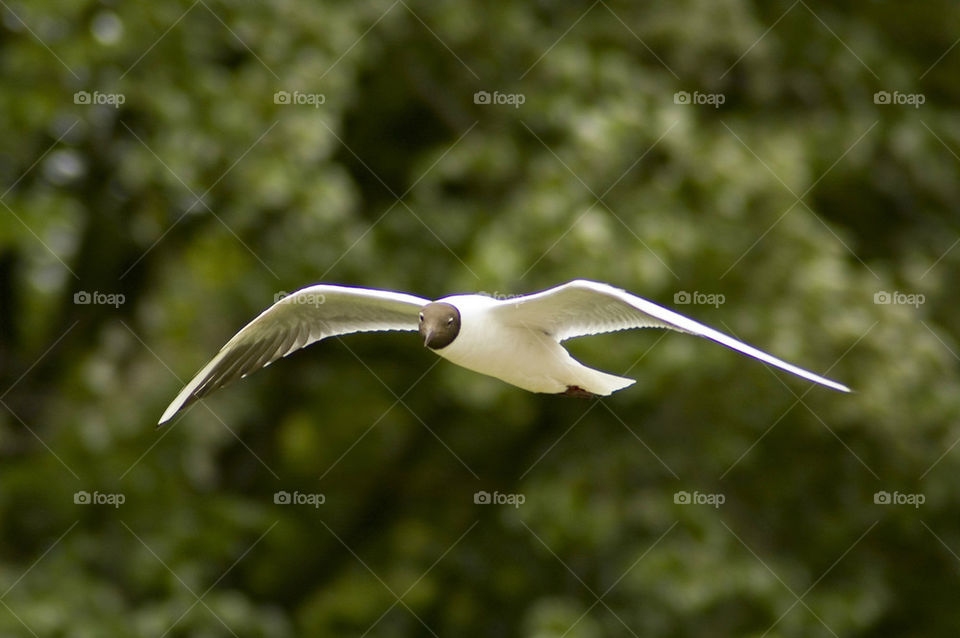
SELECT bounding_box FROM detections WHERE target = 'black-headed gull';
[158,280,849,425]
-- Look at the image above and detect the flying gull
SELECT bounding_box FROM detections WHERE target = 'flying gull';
[158,280,849,425]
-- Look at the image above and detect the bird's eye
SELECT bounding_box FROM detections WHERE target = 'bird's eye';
[447,317,454,325]
[419,313,424,321]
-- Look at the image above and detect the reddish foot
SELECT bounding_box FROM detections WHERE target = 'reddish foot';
[562,385,597,399]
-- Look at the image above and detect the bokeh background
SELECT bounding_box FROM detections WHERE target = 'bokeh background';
[2,1,959,636]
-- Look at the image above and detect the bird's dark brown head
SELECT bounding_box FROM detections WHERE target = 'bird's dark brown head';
[419,302,461,350]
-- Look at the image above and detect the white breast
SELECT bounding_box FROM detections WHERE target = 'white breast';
[432,295,577,393]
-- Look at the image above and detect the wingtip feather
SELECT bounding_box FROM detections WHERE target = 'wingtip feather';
[157,399,185,427]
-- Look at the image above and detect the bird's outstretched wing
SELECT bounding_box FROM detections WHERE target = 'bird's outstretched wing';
[158,285,429,425]
[492,279,850,393]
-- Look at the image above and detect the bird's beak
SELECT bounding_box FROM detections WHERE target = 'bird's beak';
[422,329,434,348]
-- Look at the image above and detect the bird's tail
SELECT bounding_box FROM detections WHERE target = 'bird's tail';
[573,364,636,396]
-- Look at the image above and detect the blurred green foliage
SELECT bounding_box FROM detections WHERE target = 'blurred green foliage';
[2,0,960,636]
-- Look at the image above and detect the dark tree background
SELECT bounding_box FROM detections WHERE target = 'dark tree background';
[1,1,958,636]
